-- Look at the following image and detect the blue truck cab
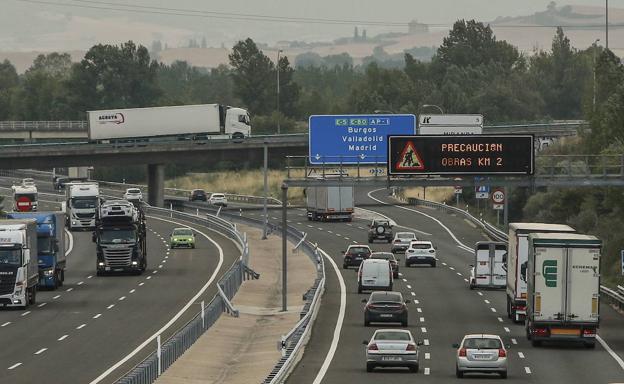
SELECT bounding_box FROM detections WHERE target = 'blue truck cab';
[7,212,66,289]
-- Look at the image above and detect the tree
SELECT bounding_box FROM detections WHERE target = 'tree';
[276,55,300,117]
[228,38,275,114]
[0,60,18,119]
[67,41,161,114]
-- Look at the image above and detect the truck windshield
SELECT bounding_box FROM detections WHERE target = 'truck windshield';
[100,229,136,244]
[72,197,97,209]
[238,114,251,125]
[37,236,54,255]
[15,193,37,201]
[0,248,21,266]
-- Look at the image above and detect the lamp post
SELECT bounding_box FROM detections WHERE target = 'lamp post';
[593,39,600,112]
[277,49,283,135]
[421,104,444,114]
[606,0,609,49]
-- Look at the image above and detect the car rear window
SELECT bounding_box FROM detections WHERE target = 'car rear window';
[410,243,432,249]
[349,247,370,254]
[212,194,225,198]
[463,338,502,349]
[398,233,415,239]
[375,331,410,341]
[370,292,402,302]
[128,189,140,193]
[370,253,393,260]
[174,229,193,236]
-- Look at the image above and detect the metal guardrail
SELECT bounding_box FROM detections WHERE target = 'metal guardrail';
[115,206,256,384]
[396,191,624,312]
[0,121,88,131]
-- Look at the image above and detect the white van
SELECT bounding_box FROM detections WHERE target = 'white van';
[469,242,507,290]
[358,259,393,294]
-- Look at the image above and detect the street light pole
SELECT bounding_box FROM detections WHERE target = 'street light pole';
[606,0,609,49]
[277,49,282,135]
[421,104,444,114]
[593,39,600,112]
[262,143,268,240]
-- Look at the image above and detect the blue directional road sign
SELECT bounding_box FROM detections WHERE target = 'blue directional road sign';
[309,114,416,164]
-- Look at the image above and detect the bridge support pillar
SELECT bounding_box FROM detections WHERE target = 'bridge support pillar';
[147,164,165,207]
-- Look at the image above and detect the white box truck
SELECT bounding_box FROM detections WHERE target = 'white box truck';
[306,186,354,222]
[12,184,38,212]
[506,223,575,323]
[0,219,39,308]
[87,104,251,141]
[469,241,507,290]
[66,182,99,230]
[525,233,601,348]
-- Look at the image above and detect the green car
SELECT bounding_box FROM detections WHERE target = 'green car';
[170,228,196,249]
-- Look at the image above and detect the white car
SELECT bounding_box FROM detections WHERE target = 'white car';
[364,329,422,373]
[21,178,36,187]
[123,188,143,202]
[454,334,509,378]
[357,259,393,293]
[209,193,228,207]
[405,241,437,267]
[391,232,417,253]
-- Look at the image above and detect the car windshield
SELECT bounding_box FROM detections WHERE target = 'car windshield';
[71,197,97,209]
[127,189,140,194]
[100,229,136,244]
[463,338,502,349]
[371,253,393,261]
[0,248,21,265]
[370,292,402,302]
[375,331,411,341]
[174,229,193,236]
[411,243,432,249]
[193,190,206,195]
[348,247,370,254]
[398,233,415,239]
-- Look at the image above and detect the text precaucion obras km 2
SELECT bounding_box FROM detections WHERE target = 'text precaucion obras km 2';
[342,127,383,151]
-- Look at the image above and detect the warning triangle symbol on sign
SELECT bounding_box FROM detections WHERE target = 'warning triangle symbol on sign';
[395,141,425,170]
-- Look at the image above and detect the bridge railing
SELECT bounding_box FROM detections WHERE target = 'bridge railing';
[0,121,88,131]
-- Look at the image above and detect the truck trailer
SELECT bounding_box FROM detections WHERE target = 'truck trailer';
[87,104,251,141]
[306,186,354,222]
[506,223,575,323]
[66,182,99,230]
[94,200,147,275]
[0,219,39,308]
[7,212,66,289]
[525,233,601,348]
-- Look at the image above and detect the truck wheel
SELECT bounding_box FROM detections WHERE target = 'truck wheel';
[366,363,374,372]
[506,298,511,319]
[343,263,348,270]
[531,339,541,347]
[409,364,419,373]
[28,287,36,305]
[584,342,596,349]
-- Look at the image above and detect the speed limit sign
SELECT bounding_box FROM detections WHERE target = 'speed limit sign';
[492,189,505,204]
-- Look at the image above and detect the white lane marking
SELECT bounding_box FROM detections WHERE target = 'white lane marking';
[64,228,74,256]
[7,363,21,370]
[311,248,347,384]
[335,233,342,237]
[87,275,93,279]
[118,296,126,301]
[152,270,158,274]
[138,282,144,286]
[327,230,333,234]
[420,317,425,322]
[424,367,430,375]
[425,353,430,360]
[597,335,624,371]
[107,304,115,309]
[129,289,136,294]
[464,278,469,282]
[518,352,525,359]
[158,265,163,269]
[1,322,10,327]
[76,324,86,330]
[90,215,226,384]
[456,272,462,276]
[442,262,447,266]
[424,339,430,346]
[511,338,518,345]
[477,292,483,296]
[525,367,532,374]
[34,348,47,355]
[344,237,350,240]
[77,281,84,286]
[66,288,73,292]
[484,299,490,304]
[449,266,455,271]
[497,317,503,322]
[21,311,31,317]
[352,241,357,244]
[402,278,407,282]
[346,223,352,226]
[406,284,412,289]
[421,327,427,333]
[357,226,365,230]
[411,292,416,296]
[93,314,102,319]
[317,227,323,231]
[417,308,422,313]
[414,299,420,304]
[504,327,510,332]
[58,335,68,341]
[297,223,303,225]
[491,308,497,313]
[307,225,313,228]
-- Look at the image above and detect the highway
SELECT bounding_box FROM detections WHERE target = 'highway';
[0,181,241,384]
[233,188,624,383]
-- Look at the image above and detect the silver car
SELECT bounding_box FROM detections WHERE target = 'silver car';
[454,334,508,378]
[364,329,422,373]
[391,232,417,253]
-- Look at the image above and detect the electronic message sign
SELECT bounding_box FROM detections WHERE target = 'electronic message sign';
[388,135,534,176]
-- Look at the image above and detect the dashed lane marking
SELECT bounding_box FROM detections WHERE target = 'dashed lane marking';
[497,317,503,322]
[417,308,422,313]
[525,367,532,374]
[511,338,518,345]
[87,275,93,279]
[76,324,86,330]
[424,368,430,375]
[38,302,47,308]
[402,279,407,282]
[442,262,447,266]
[344,237,350,240]
[358,226,365,230]
[146,276,152,280]
[21,311,31,317]
[518,352,525,359]
[421,327,427,333]
[425,353,430,360]
[34,348,47,355]
[139,282,145,286]
[129,289,136,294]
[477,292,483,296]
[1,322,10,327]
[424,339,430,346]
[7,363,21,370]
[107,304,115,309]
[449,266,455,271]
[484,299,490,304]
[456,272,462,276]
[411,292,416,296]
[406,284,412,289]
[420,317,425,322]
[77,281,84,286]
[464,278,469,282]
[66,288,73,292]
[491,308,497,313]
[58,335,68,341]
[504,327,510,332]
[414,299,420,304]
[93,314,102,319]
[118,296,126,301]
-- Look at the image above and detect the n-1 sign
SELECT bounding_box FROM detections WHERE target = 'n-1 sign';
[309,114,416,164]
[419,114,483,135]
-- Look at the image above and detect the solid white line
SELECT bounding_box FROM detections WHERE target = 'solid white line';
[424,339,430,346]
[58,335,68,341]
[21,311,31,317]
[1,322,10,327]
[34,348,47,355]
[311,248,347,384]
[597,335,624,371]
[93,314,102,319]
[425,353,430,360]
[518,352,525,359]
[64,228,74,256]
[421,327,427,333]
[424,367,430,375]
[90,215,226,384]
[76,324,86,330]
[511,338,518,345]
[525,367,532,374]
[7,363,21,370]
[107,304,114,309]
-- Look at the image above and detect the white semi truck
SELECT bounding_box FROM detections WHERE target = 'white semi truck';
[0,219,39,308]
[306,186,354,222]
[525,233,601,348]
[87,104,251,141]
[66,182,99,230]
[506,223,575,323]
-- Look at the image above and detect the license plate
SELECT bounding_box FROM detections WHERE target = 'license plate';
[418,256,426,259]
[382,356,401,361]
[380,314,393,318]
[473,354,490,360]
[105,267,111,271]
[355,257,362,260]
[551,328,580,336]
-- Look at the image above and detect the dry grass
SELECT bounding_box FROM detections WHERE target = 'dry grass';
[402,186,454,203]
[165,170,305,203]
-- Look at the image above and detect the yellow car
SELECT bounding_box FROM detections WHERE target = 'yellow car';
[170,228,195,249]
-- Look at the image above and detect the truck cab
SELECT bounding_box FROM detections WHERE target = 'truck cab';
[66,182,99,230]
[224,106,251,138]
[0,219,39,308]
[12,184,38,212]
[94,200,147,275]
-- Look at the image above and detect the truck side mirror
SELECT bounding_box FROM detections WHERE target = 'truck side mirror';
[54,242,59,253]
[91,232,97,243]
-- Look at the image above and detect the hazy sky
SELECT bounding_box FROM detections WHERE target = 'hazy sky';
[0,0,614,51]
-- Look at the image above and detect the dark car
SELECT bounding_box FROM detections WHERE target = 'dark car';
[362,291,410,327]
[342,245,372,269]
[370,252,400,278]
[189,189,208,202]
[368,219,393,243]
